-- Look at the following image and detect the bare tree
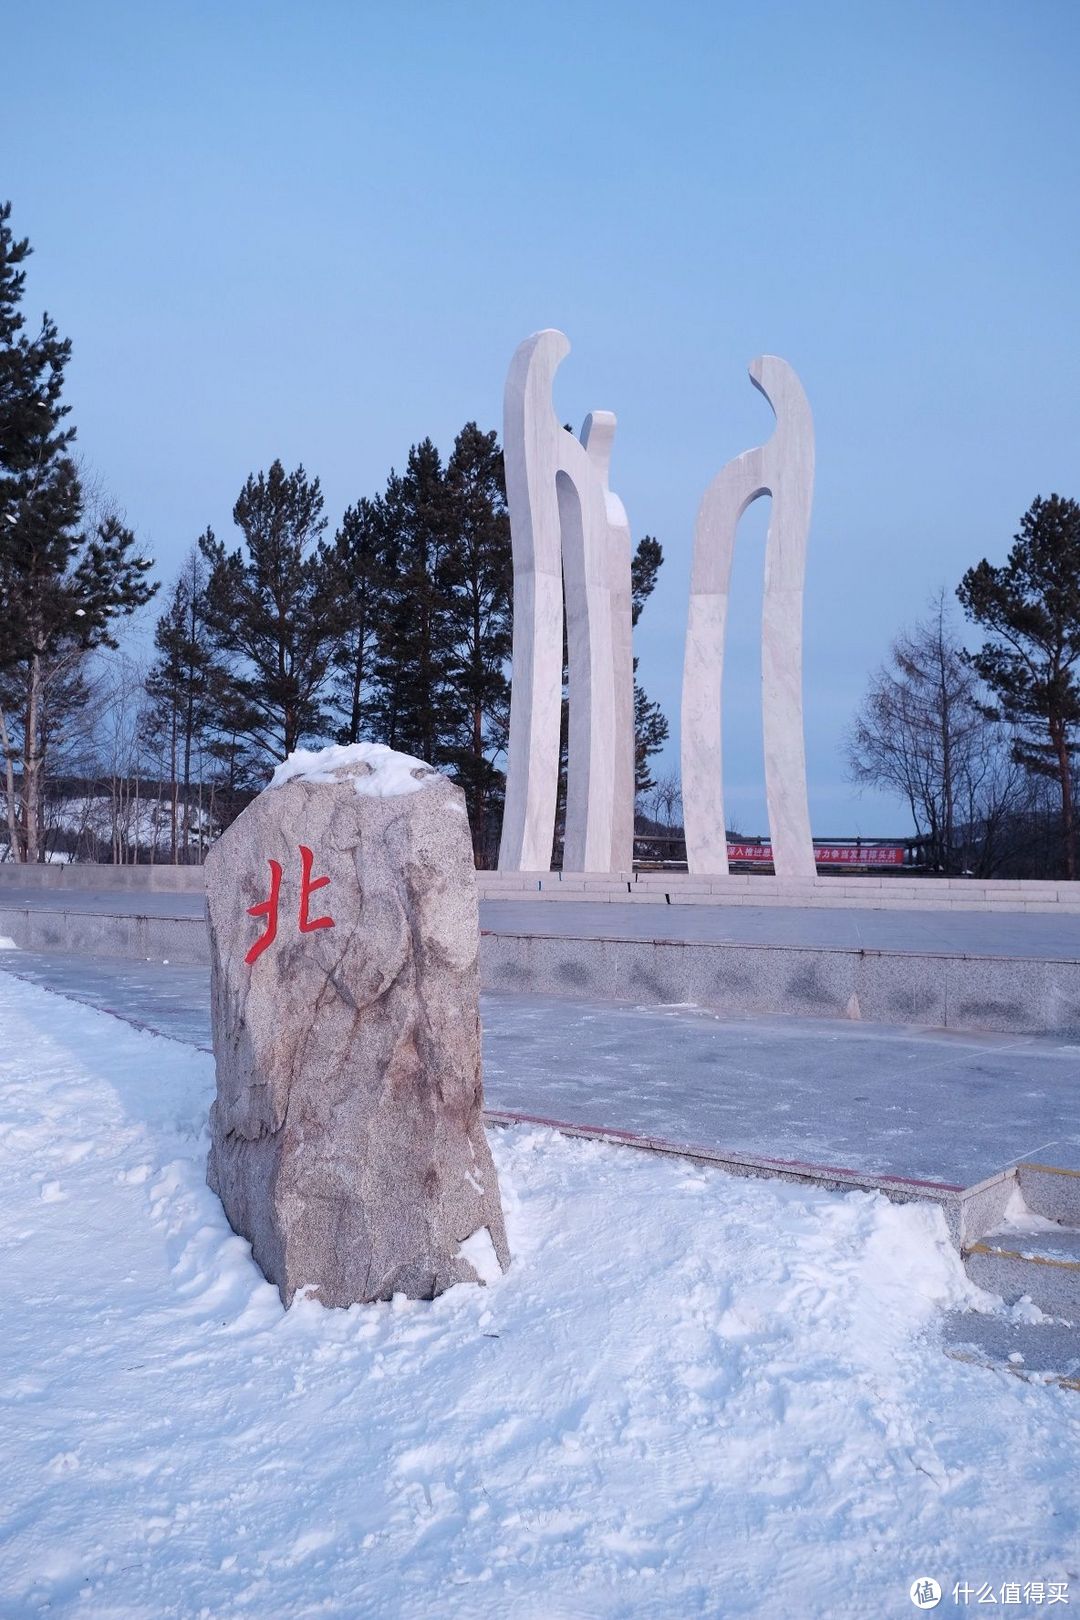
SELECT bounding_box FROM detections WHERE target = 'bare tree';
[88,652,154,864]
[645,771,683,832]
[0,702,18,859]
[846,594,1027,875]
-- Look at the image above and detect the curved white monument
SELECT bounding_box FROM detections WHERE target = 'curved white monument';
[681,355,816,878]
[498,330,635,873]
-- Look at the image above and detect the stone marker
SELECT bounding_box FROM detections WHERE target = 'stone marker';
[205,742,510,1307]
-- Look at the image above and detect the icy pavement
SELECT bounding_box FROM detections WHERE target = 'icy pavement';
[942,1311,1080,1388]
[1,947,1078,1187]
[0,948,213,1051]
[0,971,1077,1620]
[486,1002,1080,1186]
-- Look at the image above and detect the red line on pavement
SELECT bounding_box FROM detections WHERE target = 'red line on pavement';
[483,1108,964,1194]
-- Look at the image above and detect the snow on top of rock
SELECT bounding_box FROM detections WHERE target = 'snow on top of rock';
[269,742,441,799]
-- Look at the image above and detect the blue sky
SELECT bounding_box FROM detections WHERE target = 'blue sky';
[4,0,1078,833]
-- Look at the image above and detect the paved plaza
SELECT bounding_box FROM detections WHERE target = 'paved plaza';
[3,883,1080,958]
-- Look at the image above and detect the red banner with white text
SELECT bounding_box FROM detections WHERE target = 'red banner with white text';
[726,843,905,866]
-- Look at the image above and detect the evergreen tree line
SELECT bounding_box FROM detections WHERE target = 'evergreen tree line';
[144,442,667,866]
[0,202,154,864]
[0,201,668,867]
[6,196,1079,878]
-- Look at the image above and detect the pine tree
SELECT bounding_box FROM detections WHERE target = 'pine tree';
[330,497,383,746]
[144,542,220,861]
[0,202,155,861]
[630,535,669,795]
[347,426,511,860]
[957,494,1080,879]
[200,461,340,766]
[442,423,512,863]
[368,439,459,762]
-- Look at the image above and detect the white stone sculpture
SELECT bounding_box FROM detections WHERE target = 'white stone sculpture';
[497,330,635,873]
[681,356,816,878]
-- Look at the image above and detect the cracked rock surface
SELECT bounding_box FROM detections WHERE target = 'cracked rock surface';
[204,755,509,1306]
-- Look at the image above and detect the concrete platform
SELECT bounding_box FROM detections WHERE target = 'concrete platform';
[7,862,1080,912]
[478,869,1080,914]
[0,889,209,963]
[484,899,1080,955]
[5,883,1080,951]
[2,885,1079,1036]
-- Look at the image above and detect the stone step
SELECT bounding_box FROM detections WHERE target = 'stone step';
[941,1310,1080,1392]
[963,1221,1080,1317]
[1016,1162,1080,1226]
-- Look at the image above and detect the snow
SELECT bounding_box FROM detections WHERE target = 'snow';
[0,936,17,949]
[1,973,1078,1617]
[270,741,440,799]
[997,1184,1066,1234]
[2,792,216,858]
[456,1225,503,1284]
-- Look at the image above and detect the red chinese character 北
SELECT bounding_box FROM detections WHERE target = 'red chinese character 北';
[298,844,335,934]
[244,847,336,965]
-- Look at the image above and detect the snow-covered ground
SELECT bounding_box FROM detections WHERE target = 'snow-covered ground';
[1,792,216,865]
[1,973,1077,1619]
